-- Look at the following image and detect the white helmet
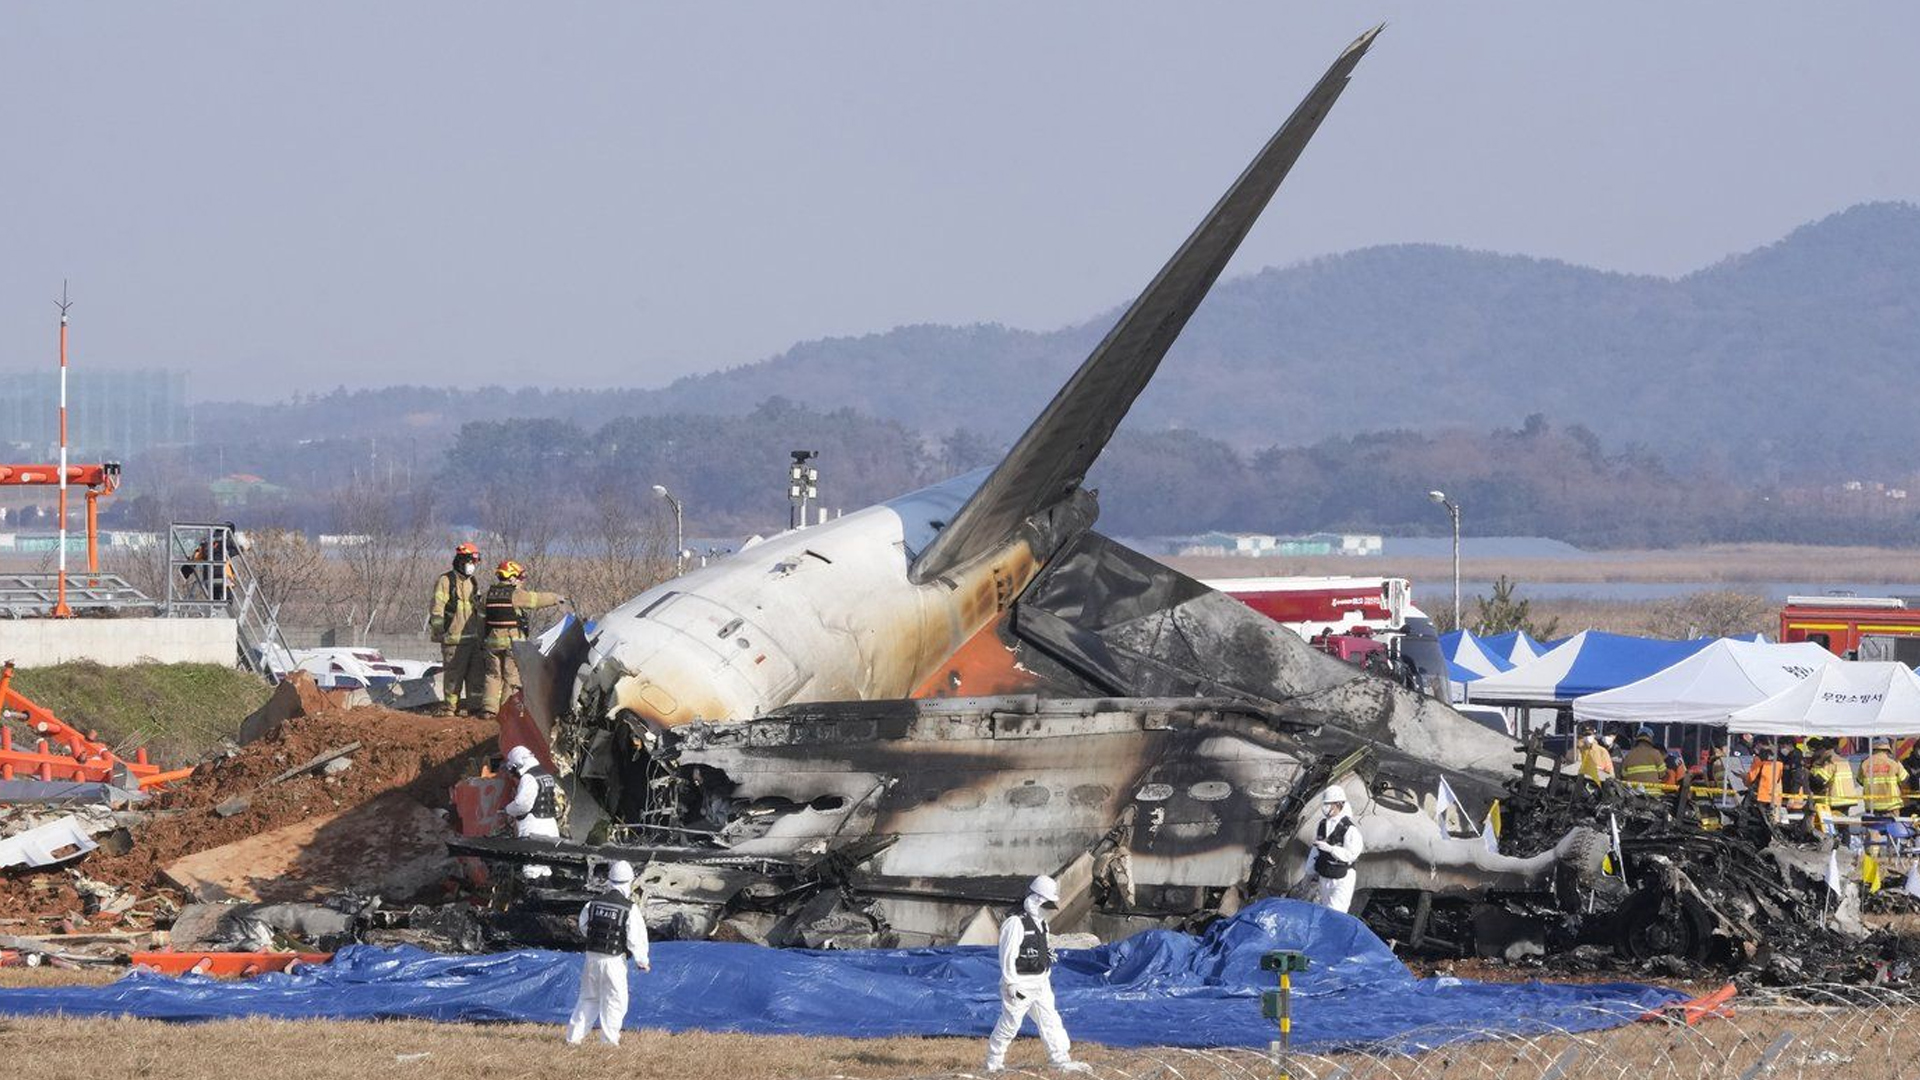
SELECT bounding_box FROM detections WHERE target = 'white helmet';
[1028,874,1061,905]
[1321,784,1349,807]
[607,860,635,886]
[504,745,536,773]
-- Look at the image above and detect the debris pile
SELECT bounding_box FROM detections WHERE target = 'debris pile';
[0,674,496,964]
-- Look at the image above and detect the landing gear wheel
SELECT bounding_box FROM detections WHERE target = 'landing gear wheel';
[1614,887,1711,963]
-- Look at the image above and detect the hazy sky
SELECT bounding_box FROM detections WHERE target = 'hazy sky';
[2,3,1915,401]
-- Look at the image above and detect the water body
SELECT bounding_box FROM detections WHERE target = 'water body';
[1422,581,1919,603]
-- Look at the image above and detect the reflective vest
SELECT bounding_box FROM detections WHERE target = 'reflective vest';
[1746,759,1782,805]
[483,582,529,636]
[1860,754,1908,812]
[1620,744,1665,783]
[1013,914,1053,976]
[1818,761,1861,807]
[582,889,633,956]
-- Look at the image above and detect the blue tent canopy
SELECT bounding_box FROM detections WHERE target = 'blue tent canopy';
[1442,630,1514,684]
[0,901,1676,1052]
[1481,630,1548,666]
[1467,631,1719,703]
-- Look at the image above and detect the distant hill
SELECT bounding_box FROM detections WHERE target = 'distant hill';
[196,202,1920,479]
[626,201,1920,474]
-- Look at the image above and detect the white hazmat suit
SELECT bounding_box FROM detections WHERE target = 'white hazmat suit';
[984,877,1089,1073]
[502,745,561,880]
[1307,789,1365,914]
[565,863,649,1046]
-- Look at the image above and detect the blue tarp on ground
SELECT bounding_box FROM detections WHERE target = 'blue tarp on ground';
[0,901,1679,1051]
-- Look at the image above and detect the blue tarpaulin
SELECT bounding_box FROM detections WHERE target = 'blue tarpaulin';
[0,901,1679,1051]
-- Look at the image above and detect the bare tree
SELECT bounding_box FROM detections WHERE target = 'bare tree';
[543,487,674,619]
[476,478,560,569]
[1647,590,1774,640]
[329,485,447,643]
[238,527,337,628]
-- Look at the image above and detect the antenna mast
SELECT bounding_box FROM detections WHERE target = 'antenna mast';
[53,283,73,618]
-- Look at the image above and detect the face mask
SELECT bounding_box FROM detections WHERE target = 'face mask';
[460,561,475,577]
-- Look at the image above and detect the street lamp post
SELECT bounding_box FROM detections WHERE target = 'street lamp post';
[652,484,685,575]
[1427,490,1461,629]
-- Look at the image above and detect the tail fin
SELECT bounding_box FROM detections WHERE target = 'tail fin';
[909,26,1381,585]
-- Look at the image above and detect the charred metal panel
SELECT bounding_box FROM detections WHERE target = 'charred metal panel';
[1009,531,1522,784]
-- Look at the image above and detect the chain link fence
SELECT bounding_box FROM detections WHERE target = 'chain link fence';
[843,986,1920,1080]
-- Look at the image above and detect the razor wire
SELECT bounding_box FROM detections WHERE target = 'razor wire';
[827,984,1920,1080]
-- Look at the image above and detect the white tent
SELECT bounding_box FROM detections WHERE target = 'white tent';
[1572,640,1833,726]
[1727,661,1920,737]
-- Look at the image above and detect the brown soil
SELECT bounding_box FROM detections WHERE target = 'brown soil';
[0,706,495,927]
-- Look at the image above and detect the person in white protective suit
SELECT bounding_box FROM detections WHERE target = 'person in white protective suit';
[984,875,1091,1073]
[502,745,561,880]
[1307,784,1366,913]
[564,859,650,1046]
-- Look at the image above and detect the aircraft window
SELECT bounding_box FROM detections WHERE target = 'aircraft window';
[1134,783,1173,802]
[717,617,744,639]
[1188,781,1232,802]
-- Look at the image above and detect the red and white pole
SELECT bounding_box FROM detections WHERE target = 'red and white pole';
[53,284,72,618]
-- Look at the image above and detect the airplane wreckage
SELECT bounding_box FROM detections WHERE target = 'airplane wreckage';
[455,27,1892,977]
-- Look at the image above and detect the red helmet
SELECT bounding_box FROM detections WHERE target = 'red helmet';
[454,542,480,559]
[496,560,525,581]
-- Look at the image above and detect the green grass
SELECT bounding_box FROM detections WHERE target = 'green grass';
[5,661,272,768]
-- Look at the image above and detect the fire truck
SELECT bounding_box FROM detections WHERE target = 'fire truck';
[1202,575,1451,699]
[1778,595,1920,662]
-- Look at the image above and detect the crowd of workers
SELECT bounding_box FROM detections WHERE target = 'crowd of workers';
[428,542,567,718]
[1567,722,1920,822]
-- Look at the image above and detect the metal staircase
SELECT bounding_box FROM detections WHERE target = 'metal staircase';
[164,522,291,676]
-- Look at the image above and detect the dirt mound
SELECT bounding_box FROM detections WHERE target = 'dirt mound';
[82,707,496,892]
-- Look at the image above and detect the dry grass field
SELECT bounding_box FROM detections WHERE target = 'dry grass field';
[1166,543,1920,588]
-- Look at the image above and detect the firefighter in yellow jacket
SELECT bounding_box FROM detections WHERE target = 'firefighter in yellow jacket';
[1859,738,1909,814]
[481,561,567,716]
[429,542,488,717]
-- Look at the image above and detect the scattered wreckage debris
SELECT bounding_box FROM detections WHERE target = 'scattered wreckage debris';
[0,697,492,960]
[132,950,331,978]
[1355,735,1920,989]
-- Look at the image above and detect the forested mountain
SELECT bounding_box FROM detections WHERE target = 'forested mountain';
[197,202,1920,481]
[136,202,1920,546]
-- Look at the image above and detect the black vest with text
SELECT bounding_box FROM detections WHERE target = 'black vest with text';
[517,766,557,821]
[1012,913,1053,976]
[1314,817,1354,879]
[583,889,632,956]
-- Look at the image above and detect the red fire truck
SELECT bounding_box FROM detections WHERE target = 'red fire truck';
[1778,595,1920,661]
[1202,576,1450,699]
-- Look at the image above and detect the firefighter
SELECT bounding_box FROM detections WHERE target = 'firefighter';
[984,875,1088,1074]
[479,560,567,717]
[1661,751,1688,788]
[1813,744,1863,821]
[428,542,488,717]
[1619,727,1666,788]
[1902,740,1920,813]
[1859,738,1909,815]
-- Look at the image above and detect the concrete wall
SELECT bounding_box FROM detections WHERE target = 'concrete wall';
[0,617,237,667]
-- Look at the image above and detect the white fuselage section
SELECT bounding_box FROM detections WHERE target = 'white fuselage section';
[579,469,1039,728]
